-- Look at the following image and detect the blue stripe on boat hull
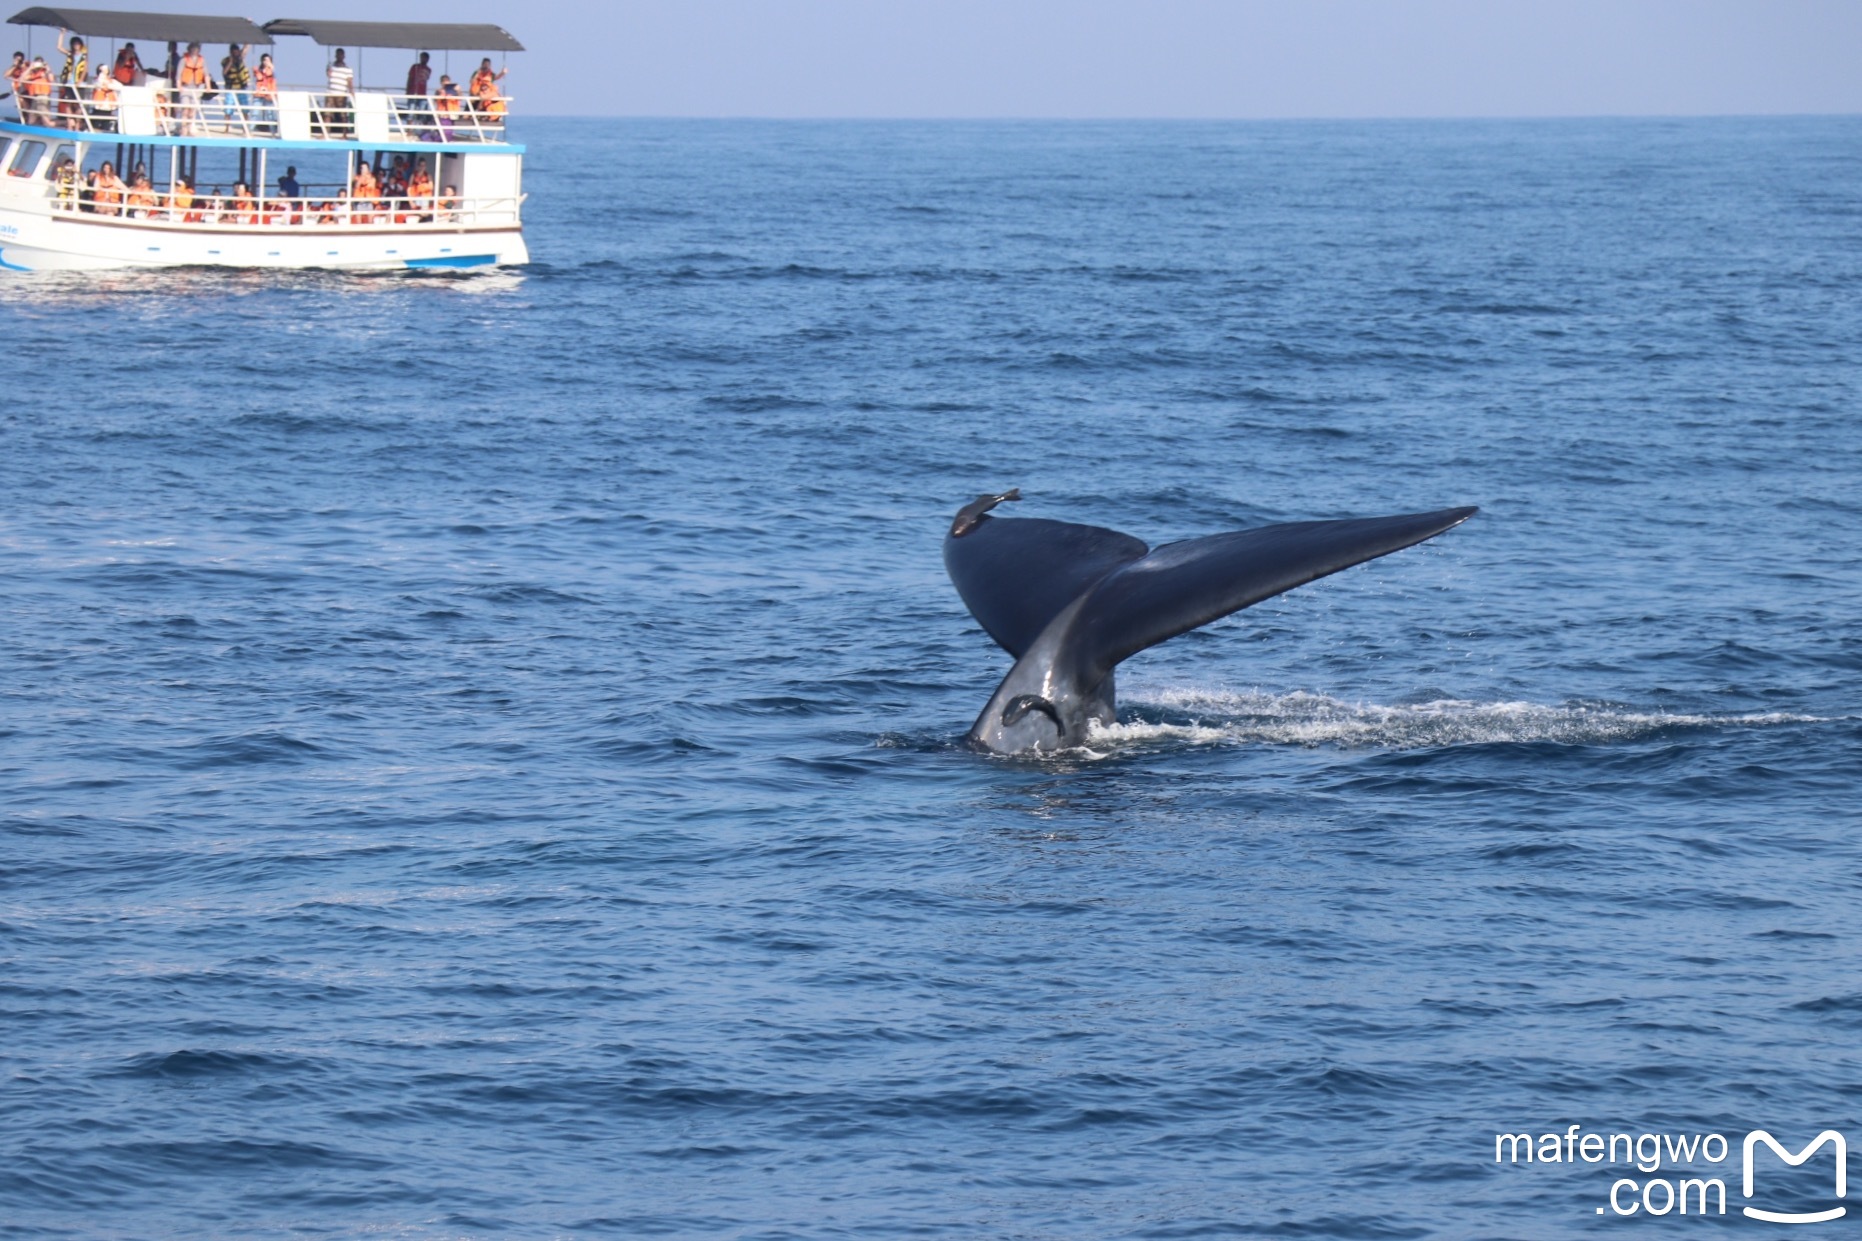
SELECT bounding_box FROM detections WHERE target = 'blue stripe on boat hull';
[405,254,497,269]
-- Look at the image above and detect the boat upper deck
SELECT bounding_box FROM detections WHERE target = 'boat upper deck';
[5,8,521,148]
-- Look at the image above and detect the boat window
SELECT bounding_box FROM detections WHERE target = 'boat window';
[8,140,45,178]
[0,139,12,169]
[45,143,76,181]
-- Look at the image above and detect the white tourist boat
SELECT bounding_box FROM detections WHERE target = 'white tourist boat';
[0,8,527,270]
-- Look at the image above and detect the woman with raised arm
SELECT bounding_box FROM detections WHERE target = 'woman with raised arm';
[220,43,252,133]
[55,30,85,128]
[469,58,507,125]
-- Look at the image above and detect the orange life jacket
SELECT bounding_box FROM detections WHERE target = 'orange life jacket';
[471,71,506,118]
[351,178,378,222]
[179,54,208,87]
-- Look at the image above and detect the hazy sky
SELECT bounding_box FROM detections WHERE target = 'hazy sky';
[15,0,1862,118]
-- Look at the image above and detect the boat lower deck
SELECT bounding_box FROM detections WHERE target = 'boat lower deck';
[0,206,523,270]
[0,120,527,271]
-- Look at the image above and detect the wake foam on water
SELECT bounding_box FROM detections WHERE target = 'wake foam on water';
[1091,688,1825,752]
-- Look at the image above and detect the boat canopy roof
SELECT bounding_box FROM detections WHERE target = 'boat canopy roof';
[8,6,271,43]
[263,18,522,52]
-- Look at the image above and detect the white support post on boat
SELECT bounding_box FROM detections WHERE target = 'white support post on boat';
[276,91,312,142]
[352,93,392,144]
[116,85,158,136]
[257,147,266,212]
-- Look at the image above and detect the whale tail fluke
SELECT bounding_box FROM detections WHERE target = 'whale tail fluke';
[944,514,1148,658]
[1061,506,1479,688]
[944,496,1478,754]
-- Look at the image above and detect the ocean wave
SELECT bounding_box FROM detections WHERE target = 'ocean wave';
[1091,687,1825,751]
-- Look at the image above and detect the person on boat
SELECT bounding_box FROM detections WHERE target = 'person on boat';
[252,52,277,134]
[430,75,463,140]
[79,167,97,210]
[167,176,200,222]
[406,158,434,221]
[436,183,458,223]
[53,155,77,208]
[20,57,53,127]
[277,164,301,201]
[92,160,124,215]
[381,157,408,220]
[111,42,141,86]
[230,182,257,224]
[469,58,507,125]
[220,43,252,134]
[176,42,209,135]
[5,51,25,101]
[350,162,379,223]
[325,48,354,138]
[126,174,157,219]
[406,51,431,98]
[385,155,409,194]
[89,66,118,132]
[55,30,85,128]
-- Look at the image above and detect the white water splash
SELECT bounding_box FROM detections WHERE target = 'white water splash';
[1090,687,1825,751]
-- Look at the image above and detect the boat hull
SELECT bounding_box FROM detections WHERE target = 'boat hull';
[0,206,526,272]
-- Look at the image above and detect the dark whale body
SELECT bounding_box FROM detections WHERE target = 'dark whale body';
[944,493,1477,755]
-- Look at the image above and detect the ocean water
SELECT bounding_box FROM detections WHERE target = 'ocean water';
[2,117,1860,1239]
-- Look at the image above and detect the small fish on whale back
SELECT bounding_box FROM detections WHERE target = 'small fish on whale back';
[943,491,1478,755]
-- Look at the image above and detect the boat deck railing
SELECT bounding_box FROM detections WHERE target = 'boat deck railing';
[8,83,513,145]
[50,183,524,228]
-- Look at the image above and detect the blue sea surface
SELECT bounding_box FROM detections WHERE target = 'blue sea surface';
[2,117,1860,1239]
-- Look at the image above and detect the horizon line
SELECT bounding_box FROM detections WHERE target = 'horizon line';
[515,110,1861,123]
